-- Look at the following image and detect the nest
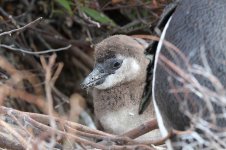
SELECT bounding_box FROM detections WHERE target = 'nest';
[0,1,172,149]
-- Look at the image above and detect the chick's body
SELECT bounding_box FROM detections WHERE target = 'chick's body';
[82,35,160,140]
[93,78,158,139]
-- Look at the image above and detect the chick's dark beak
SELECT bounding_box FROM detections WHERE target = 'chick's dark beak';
[81,65,108,89]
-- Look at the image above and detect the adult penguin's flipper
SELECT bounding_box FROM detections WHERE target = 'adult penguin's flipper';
[139,1,179,114]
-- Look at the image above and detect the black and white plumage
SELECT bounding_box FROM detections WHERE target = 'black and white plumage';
[151,0,226,149]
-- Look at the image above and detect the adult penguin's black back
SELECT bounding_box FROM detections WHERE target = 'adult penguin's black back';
[152,0,226,149]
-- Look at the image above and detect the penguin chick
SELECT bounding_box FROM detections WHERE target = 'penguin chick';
[82,35,160,140]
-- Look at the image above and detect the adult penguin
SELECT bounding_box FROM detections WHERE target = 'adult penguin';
[152,0,226,149]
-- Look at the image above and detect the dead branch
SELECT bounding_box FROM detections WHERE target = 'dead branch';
[0,120,29,149]
[0,106,159,149]
[0,44,71,55]
[0,17,42,37]
[122,119,158,139]
[0,131,24,150]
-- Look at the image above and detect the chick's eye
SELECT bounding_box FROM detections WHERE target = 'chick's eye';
[113,61,122,69]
